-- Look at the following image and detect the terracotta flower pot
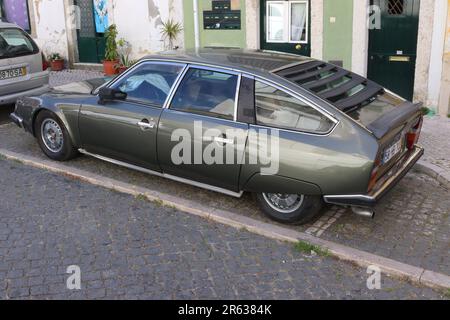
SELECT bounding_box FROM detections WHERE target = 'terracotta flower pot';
[50,59,64,72]
[103,60,119,76]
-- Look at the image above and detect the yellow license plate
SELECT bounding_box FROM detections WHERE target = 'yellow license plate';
[0,67,27,80]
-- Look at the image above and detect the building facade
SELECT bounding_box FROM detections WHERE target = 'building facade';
[1,0,448,115]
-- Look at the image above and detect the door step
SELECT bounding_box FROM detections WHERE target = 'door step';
[73,63,103,72]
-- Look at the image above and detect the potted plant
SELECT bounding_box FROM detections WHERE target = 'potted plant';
[103,24,119,75]
[161,19,183,50]
[115,38,135,73]
[48,53,64,72]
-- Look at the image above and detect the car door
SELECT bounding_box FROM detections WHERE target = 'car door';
[78,61,186,172]
[157,66,249,193]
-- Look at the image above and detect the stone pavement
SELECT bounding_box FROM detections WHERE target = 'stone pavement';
[0,158,445,300]
[420,116,450,179]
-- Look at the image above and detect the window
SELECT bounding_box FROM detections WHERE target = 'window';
[0,0,31,31]
[170,68,238,120]
[112,63,184,107]
[388,0,405,15]
[0,28,38,59]
[266,1,308,43]
[255,81,334,134]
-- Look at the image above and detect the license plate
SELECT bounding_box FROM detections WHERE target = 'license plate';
[383,138,403,164]
[0,67,27,80]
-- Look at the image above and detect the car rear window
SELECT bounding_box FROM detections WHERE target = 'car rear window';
[0,28,38,59]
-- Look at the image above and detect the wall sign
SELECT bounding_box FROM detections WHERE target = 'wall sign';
[203,0,241,30]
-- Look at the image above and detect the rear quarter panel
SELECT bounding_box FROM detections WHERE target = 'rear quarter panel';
[240,116,379,195]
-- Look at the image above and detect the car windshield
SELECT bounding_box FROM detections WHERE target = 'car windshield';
[0,28,38,59]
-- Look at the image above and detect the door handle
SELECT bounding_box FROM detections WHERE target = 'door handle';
[137,119,156,130]
[214,136,234,145]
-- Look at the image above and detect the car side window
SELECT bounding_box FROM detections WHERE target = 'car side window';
[255,81,335,134]
[111,63,184,107]
[170,68,238,120]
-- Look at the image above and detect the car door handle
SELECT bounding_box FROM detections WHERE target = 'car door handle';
[214,136,234,145]
[137,119,156,130]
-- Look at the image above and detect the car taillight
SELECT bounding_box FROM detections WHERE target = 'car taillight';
[406,117,423,150]
[368,158,381,193]
[42,53,49,71]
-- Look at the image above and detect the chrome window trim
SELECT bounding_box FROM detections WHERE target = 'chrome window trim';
[93,61,188,97]
[163,64,189,109]
[93,58,340,132]
[78,149,244,198]
[252,76,339,136]
[234,73,242,122]
[166,64,241,122]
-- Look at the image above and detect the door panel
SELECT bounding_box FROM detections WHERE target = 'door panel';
[368,0,420,100]
[79,99,163,172]
[261,0,311,56]
[157,110,248,192]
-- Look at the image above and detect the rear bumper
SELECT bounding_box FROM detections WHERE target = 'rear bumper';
[0,84,49,105]
[323,146,424,208]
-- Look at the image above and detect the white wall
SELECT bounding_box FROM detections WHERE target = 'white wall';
[31,0,70,60]
[110,0,185,60]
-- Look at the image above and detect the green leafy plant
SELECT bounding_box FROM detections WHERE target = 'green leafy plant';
[294,241,330,257]
[104,24,118,61]
[421,107,430,116]
[48,53,62,61]
[161,19,183,50]
[447,114,450,119]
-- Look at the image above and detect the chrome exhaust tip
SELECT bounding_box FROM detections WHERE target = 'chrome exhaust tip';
[351,207,375,219]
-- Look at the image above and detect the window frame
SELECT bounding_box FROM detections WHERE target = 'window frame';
[104,60,187,108]
[266,0,309,44]
[253,77,338,135]
[167,64,242,122]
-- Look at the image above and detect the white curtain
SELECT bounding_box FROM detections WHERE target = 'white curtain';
[291,3,307,42]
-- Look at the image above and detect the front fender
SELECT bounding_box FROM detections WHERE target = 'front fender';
[16,96,82,147]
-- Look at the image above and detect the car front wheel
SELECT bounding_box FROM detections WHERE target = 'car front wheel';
[35,110,78,161]
[255,193,323,225]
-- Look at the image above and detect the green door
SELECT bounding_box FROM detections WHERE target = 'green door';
[368,0,420,100]
[75,0,106,63]
[260,0,311,56]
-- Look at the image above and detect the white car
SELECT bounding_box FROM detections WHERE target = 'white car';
[0,21,49,105]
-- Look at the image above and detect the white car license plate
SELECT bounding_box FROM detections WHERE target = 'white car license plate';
[383,138,403,164]
[0,67,27,80]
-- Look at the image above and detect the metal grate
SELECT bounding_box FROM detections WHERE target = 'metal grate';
[388,0,405,15]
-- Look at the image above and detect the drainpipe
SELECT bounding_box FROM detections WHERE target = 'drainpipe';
[193,0,200,49]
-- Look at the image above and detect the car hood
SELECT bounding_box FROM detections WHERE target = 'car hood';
[50,77,111,95]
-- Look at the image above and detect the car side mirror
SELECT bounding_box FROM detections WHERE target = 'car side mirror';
[98,87,127,104]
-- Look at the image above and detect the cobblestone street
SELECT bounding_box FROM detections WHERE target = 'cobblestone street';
[0,158,445,300]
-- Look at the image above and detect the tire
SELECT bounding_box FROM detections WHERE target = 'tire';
[255,193,323,225]
[35,110,78,161]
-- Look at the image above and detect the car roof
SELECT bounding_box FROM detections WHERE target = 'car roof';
[143,49,384,113]
[143,49,315,76]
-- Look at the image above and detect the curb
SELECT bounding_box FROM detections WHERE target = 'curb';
[414,160,450,190]
[0,148,449,293]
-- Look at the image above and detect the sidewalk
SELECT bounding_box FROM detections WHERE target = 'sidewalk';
[419,116,450,187]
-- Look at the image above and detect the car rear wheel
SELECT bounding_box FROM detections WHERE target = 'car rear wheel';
[35,111,78,161]
[255,193,323,225]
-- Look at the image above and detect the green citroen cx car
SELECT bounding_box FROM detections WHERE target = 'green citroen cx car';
[10,49,424,225]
